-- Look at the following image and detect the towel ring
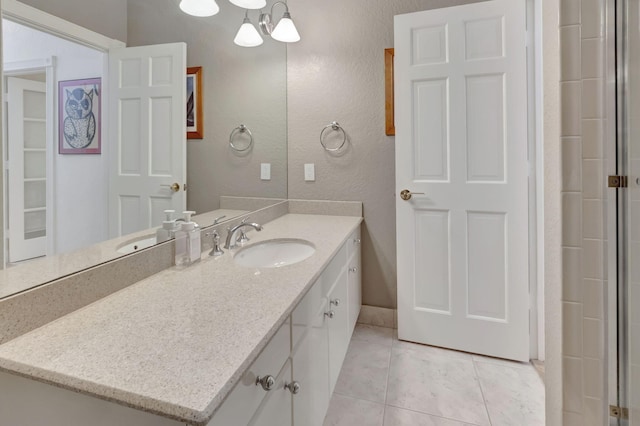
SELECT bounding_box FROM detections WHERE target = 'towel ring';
[229,124,253,152]
[320,121,347,152]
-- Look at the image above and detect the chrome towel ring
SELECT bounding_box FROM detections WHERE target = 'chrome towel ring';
[229,124,253,152]
[320,121,347,152]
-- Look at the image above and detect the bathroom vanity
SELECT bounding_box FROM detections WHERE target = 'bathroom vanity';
[0,211,362,426]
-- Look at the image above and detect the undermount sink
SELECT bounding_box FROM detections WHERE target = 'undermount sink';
[234,239,316,268]
[116,235,158,254]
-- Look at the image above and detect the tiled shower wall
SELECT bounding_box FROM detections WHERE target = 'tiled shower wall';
[560,0,609,424]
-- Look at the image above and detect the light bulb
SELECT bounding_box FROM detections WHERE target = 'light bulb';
[229,0,266,9]
[271,12,300,42]
[234,17,264,47]
[179,0,220,17]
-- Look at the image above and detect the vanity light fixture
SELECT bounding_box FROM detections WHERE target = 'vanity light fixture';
[234,10,264,47]
[180,0,220,17]
[229,0,266,9]
[259,1,300,43]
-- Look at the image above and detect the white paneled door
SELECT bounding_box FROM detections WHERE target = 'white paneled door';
[108,43,186,238]
[7,77,48,263]
[395,0,530,361]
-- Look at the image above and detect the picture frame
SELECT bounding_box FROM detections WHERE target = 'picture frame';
[58,78,101,154]
[385,48,395,136]
[187,66,204,139]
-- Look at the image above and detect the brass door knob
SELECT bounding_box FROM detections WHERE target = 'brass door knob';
[161,183,181,192]
[400,189,425,201]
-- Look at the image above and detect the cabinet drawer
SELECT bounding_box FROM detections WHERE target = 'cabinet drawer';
[208,319,290,426]
[327,270,349,394]
[248,359,292,426]
[346,227,361,260]
[321,244,347,295]
[292,278,324,349]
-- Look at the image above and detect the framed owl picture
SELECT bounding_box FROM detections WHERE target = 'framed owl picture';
[58,78,101,154]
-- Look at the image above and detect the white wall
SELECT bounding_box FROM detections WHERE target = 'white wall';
[3,19,108,254]
[18,0,127,42]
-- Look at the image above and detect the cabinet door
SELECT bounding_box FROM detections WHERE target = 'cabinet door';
[208,320,290,426]
[292,302,330,426]
[347,248,362,335]
[327,270,350,394]
[249,360,292,426]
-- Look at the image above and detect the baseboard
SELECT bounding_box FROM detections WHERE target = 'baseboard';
[357,305,397,329]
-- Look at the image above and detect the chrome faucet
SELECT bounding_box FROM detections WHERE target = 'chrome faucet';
[224,221,263,249]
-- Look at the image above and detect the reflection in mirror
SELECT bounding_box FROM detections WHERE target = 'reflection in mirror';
[0,0,287,299]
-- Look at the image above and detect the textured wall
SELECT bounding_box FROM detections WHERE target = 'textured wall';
[127,0,287,215]
[19,0,127,42]
[559,0,609,424]
[287,0,484,309]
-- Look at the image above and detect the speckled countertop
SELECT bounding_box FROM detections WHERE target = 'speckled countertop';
[0,208,247,299]
[0,213,362,425]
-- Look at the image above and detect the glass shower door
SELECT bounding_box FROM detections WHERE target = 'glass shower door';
[619,0,640,423]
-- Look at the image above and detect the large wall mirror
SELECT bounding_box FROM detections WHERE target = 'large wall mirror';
[0,0,287,298]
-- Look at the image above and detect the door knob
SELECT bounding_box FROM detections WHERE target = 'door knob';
[285,381,301,394]
[161,183,181,192]
[400,189,425,201]
[256,375,275,391]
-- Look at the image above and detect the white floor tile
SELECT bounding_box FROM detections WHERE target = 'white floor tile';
[334,339,391,403]
[386,346,490,426]
[474,361,545,426]
[326,327,544,425]
[323,394,384,426]
[383,406,478,426]
[352,324,394,347]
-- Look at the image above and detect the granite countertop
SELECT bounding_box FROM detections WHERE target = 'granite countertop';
[0,213,362,425]
[0,208,248,300]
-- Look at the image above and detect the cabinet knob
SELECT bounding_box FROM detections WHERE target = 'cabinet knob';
[330,298,340,307]
[285,381,301,395]
[353,238,361,244]
[324,310,335,319]
[349,267,358,273]
[256,375,275,391]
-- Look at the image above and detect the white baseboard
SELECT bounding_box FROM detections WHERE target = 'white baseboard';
[357,305,397,329]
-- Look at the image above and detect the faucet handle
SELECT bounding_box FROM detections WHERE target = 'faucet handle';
[236,229,250,245]
[207,230,224,257]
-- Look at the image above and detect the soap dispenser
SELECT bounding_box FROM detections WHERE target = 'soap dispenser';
[156,210,176,243]
[175,211,201,267]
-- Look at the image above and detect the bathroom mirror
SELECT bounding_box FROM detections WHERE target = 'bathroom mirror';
[0,0,287,298]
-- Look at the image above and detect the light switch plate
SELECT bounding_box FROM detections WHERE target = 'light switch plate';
[304,163,315,181]
[261,163,271,180]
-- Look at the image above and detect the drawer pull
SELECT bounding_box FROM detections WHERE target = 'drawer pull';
[325,310,335,319]
[330,298,340,307]
[285,381,301,395]
[256,375,275,391]
[349,267,358,273]
[353,238,361,244]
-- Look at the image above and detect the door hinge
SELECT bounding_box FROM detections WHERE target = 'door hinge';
[610,405,629,419]
[608,175,628,188]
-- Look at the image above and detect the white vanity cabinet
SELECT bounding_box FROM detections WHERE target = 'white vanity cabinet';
[0,225,362,426]
[211,227,362,426]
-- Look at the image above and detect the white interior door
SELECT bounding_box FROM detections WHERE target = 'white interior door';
[6,77,47,263]
[395,0,530,361]
[108,43,186,238]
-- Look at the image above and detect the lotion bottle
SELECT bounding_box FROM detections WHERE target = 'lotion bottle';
[156,210,176,243]
[174,211,200,267]
[184,211,201,264]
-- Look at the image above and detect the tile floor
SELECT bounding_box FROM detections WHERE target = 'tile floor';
[323,324,545,426]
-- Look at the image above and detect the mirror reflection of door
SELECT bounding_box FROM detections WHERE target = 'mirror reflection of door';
[5,76,48,263]
[2,18,187,263]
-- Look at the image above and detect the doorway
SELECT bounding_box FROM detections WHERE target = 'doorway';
[3,72,49,263]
